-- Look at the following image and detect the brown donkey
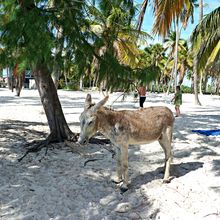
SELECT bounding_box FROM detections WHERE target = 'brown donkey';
[78,94,174,192]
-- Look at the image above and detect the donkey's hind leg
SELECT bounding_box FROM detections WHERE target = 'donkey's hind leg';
[158,126,173,182]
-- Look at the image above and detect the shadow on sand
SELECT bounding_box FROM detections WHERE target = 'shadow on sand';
[130,161,203,190]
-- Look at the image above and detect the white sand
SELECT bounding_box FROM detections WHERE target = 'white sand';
[0,88,220,220]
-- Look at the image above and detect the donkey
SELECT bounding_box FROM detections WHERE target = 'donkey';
[78,94,174,192]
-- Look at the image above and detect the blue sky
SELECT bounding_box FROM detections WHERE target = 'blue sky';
[138,0,220,43]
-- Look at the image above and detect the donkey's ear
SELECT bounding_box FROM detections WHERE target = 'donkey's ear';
[84,94,92,110]
[93,95,109,111]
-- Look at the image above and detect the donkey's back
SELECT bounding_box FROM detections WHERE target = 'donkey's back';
[104,106,174,145]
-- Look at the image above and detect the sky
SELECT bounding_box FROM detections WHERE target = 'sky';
[138,0,220,43]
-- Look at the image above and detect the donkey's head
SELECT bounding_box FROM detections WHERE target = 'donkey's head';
[78,94,109,144]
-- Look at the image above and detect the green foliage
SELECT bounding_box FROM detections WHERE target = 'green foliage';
[80,0,155,91]
[93,51,159,92]
[59,79,79,91]
[191,6,220,70]
[0,0,92,72]
[181,85,192,93]
[0,1,54,68]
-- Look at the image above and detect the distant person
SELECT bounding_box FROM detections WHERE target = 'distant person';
[137,84,146,108]
[171,85,182,117]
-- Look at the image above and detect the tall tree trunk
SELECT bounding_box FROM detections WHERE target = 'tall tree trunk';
[64,70,68,87]
[193,56,201,105]
[166,64,175,95]
[193,0,203,105]
[52,69,60,89]
[217,72,220,95]
[15,71,25,96]
[7,68,13,90]
[173,21,179,90]
[199,0,203,95]
[203,74,208,93]
[199,71,203,94]
[50,0,62,89]
[33,63,77,142]
[199,0,203,21]
[80,76,83,90]
[178,62,185,85]
[163,54,172,94]
[166,21,180,95]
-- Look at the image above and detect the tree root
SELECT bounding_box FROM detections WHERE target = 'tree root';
[18,132,57,162]
[84,158,103,166]
[89,137,110,144]
[18,132,111,162]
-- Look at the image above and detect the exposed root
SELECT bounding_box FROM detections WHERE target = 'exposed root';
[89,137,110,144]
[64,140,86,156]
[18,140,47,162]
[18,132,111,162]
[98,144,116,158]
[18,132,57,162]
[68,132,79,142]
[84,158,102,166]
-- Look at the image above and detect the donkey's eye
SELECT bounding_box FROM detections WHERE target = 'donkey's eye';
[81,119,85,126]
[88,121,93,125]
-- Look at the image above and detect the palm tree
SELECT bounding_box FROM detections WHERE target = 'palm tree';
[163,32,189,93]
[142,43,166,91]
[87,1,153,91]
[191,6,220,97]
[205,60,220,95]
[192,0,203,105]
[191,6,220,70]
[137,0,196,95]
[178,43,193,85]
[137,0,194,37]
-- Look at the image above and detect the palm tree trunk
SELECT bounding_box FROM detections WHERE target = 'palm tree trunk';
[217,72,220,95]
[199,0,204,96]
[199,71,203,94]
[199,0,203,21]
[173,21,179,89]
[7,68,13,90]
[80,76,83,90]
[203,74,208,93]
[193,56,201,105]
[166,62,175,95]
[178,62,185,85]
[166,21,180,94]
[15,71,25,96]
[193,0,203,105]
[33,63,77,142]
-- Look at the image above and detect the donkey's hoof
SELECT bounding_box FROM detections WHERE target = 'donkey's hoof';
[163,179,171,184]
[120,185,128,193]
[112,178,123,184]
[163,176,174,183]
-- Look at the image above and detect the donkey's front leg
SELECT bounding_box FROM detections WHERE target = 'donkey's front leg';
[120,145,129,192]
[112,146,123,184]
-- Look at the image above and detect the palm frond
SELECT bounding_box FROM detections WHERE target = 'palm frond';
[191,6,220,70]
[136,0,149,31]
[206,40,220,65]
[191,6,220,44]
[152,0,191,37]
[86,5,106,24]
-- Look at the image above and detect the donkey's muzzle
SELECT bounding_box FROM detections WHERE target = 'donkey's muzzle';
[77,136,89,145]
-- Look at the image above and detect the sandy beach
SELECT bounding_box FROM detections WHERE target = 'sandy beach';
[0,88,220,220]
